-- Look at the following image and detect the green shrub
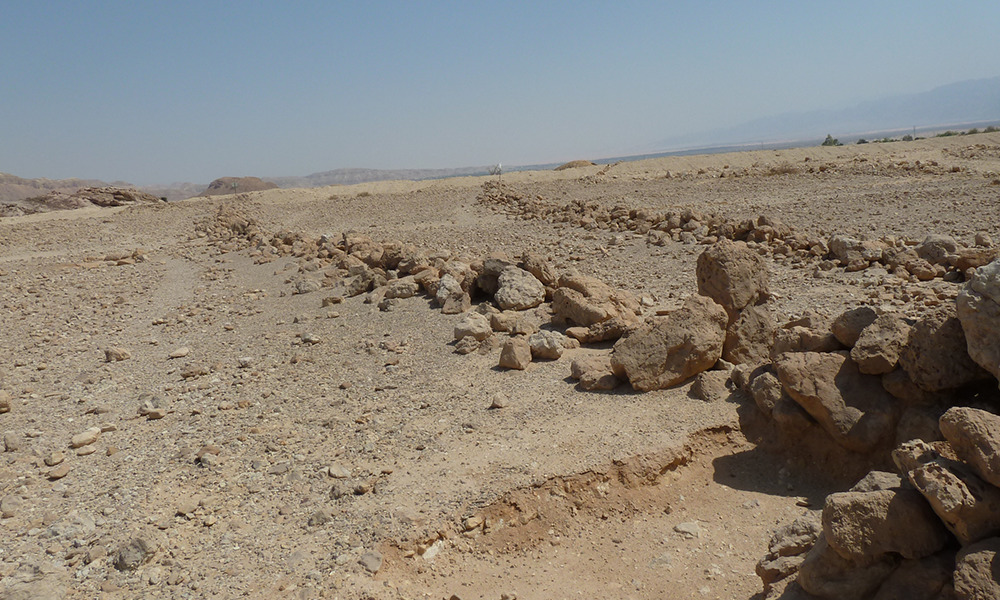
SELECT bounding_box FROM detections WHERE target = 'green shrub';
[821,134,842,146]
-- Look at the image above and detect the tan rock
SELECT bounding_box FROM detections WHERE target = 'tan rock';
[797,535,898,600]
[831,306,878,348]
[611,295,727,391]
[957,258,1000,384]
[569,354,619,391]
[70,427,101,448]
[384,276,420,299]
[850,313,911,375]
[870,553,954,600]
[723,304,775,365]
[552,273,639,327]
[822,488,948,562]
[48,463,71,480]
[696,238,769,318]
[494,266,544,311]
[454,312,492,341]
[527,330,567,360]
[939,407,1000,488]
[519,252,557,286]
[499,338,531,370]
[774,352,898,452]
[893,440,1000,545]
[104,347,131,362]
[900,305,990,391]
[954,537,1000,600]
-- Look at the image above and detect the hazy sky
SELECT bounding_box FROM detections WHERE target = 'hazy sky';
[2,1,998,184]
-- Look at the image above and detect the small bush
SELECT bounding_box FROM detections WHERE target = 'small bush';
[985,126,999,133]
[856,138,868,144]
[821,134,842,146]
[901,135,913,142]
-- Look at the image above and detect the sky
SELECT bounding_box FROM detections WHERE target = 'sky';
[1,1,999,184]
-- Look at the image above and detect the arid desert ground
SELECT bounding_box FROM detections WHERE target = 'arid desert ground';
[2,133,1000,599]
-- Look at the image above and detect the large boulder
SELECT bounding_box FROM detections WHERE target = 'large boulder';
[569,354,620,391]
[893,440,1000,545]
[772,313,843,357]
[436,274,471,314]
[749,370,783,417]
[954,537,1000,600]
[831,306,878,348]
[899,306,990,392]
[519,252,557,287]
[939,407,1000,488]
[723,304,775,365]
[822,488,948,562]
[914,234,960,266]
[384,276,420,299]
[552,274,639,327]
[797,535,898,600]
[695,238,769,318]
[828,234,886,268]
[957,258,1000,384]
[494,266,545,311]
[454,312,492,342]
[756,514,822,587]
[870,552,955,600]
[774,352,899,453]
[610,295,727,391]
[527,330,571,360]
[344,233,385,268]
[476,256,515,296]
[850,313,911,375]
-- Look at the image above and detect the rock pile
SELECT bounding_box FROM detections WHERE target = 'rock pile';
[754,259,1000,600]
[735,270,994,460]
[197,204,1000,597]
[478,181,997,284]
[200,204,779,390]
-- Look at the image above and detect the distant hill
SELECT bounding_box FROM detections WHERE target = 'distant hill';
[0,172,133,204]
[269,166,493,188]
[200,176,278,196]
[655,76,1000,149]
[0,186,163,217]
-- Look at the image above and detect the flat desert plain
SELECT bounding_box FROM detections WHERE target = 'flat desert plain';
[1,133,1000,599]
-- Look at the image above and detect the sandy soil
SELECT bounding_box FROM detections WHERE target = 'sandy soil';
[1,133,999,599]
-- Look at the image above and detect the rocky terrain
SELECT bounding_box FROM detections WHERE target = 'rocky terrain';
[0,174,131,204]
[1,133,1000,599]
[0,188,165,218]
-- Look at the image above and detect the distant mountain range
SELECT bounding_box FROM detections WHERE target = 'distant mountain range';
[653,76,1000,150]
[2,76,998,205]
